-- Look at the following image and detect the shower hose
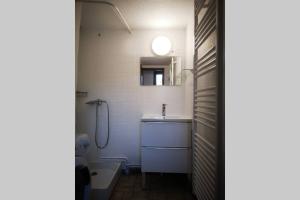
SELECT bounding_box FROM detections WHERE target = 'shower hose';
[95,101,110,149]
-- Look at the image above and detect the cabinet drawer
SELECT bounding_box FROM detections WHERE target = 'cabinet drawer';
[141,147,191,173]
[141,122,191,147]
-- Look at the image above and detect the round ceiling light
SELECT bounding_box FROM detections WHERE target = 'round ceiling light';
[151,36,172,56]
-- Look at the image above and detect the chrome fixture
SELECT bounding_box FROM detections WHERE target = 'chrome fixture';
[86,99,103,105]
[76,91,88,97]
[86,99,110,149]
[162,104,167,117]
[80,0,132,34]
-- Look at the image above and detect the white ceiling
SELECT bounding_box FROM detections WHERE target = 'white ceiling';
[81,0,193,30]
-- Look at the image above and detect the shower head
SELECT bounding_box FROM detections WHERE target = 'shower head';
[86,99,104,105]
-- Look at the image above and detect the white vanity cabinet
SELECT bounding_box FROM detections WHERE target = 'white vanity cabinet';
[140,116,192,175]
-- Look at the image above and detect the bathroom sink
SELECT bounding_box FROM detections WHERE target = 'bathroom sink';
[141,114,192,122]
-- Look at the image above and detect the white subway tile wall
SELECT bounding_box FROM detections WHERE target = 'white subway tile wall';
[76,29,193,165]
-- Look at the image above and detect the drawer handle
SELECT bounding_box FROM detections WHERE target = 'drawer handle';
[141,122,191,124]
[142,146,190,150]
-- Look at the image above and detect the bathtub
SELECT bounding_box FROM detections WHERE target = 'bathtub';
[88,161,122,200]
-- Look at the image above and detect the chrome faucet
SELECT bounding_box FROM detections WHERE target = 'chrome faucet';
[162,104,167,117]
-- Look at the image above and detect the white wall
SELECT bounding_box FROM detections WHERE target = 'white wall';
[75,2,82,90]
[183,1,195,116]
[76,29,190,165]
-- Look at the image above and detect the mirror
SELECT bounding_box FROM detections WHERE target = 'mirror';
[140,56,182,86]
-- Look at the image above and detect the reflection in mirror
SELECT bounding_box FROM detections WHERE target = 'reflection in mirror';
[140,56,182,86]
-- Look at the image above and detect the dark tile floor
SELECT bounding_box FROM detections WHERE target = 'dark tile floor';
[110,171,196,200]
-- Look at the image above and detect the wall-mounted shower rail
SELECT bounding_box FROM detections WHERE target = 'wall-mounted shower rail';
[79,0,132,34]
